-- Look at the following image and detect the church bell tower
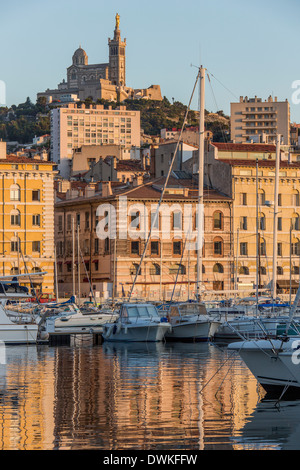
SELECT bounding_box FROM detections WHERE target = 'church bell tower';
[108,13,126,87]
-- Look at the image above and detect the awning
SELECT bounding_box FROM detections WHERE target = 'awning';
[277,280,299,289]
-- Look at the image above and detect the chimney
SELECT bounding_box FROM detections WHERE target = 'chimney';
[102,181,113,197]
[0,140,7,159]
[85,183,96,198]
[132,175,143,187]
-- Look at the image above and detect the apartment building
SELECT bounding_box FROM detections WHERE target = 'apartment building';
[54,175,233,302]
[0,142,56,295]
[50,103,141,178]
[230,96,290,146]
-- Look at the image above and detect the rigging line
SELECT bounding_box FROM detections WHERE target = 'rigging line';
[206,73,228,144]
[206,68,240,101]
[127,68,202,301]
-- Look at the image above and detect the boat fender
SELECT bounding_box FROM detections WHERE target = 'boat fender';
[106,325,114,338]
[116,323,122,334]
[113,324,117,335]
[125,327,128,335]
[160,317,168,323]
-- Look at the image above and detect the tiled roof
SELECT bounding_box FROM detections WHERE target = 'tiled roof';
[212,142,277,153]
[1,155,54,165]
[55,176,231,207]
[218,159,300,168]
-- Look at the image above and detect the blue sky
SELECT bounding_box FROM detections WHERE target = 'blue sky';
[1,0,300,121]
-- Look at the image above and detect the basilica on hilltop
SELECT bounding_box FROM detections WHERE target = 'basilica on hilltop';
[38,13,162,103]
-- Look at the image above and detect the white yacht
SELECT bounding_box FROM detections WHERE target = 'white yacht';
[228,338,300,396]
[102,303,171,342]
[164,302,221,341]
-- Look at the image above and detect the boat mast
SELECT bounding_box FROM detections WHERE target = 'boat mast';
[272,134,281,300]
[256,159,259,315]
[72,218,76,299]
[197,66,205,302]
[77,224,81,305]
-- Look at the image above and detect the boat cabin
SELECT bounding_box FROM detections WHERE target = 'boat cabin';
[120,303,161,322]
[168,303,207,318]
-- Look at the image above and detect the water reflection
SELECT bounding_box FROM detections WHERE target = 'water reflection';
[234,399,300,450]
[0,341,269,450]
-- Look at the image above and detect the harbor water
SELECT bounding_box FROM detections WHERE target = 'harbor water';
[0,339,299,450]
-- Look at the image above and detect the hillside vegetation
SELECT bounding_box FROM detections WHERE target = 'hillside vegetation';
[0,96,230,144]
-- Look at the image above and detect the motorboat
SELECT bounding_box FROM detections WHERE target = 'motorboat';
[102,303,171,342]
[163,302,221,342]
[37,301,119,340]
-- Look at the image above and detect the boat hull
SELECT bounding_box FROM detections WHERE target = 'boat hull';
[102,323,170,342]
[228,340,300,395]
[0,324,38,344]
[165,321,218,341]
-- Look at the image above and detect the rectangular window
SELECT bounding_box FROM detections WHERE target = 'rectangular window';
[32,190,40,202]
[85,212,90,230]
[214,241,223,256]
[240,242,248,256]
[58,215,63,232]
[33,214,41,226]
[104,238,110,254]
[131,241,140,255]
[67,214,71,231]
[173,241,182,255]
[241,193,247,206]
[32,241,40,253]
[151,241,159,256]
[240,216,247,231]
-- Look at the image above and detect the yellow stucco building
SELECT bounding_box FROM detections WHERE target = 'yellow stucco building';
[205,142,300,298]
[0,141,56,296]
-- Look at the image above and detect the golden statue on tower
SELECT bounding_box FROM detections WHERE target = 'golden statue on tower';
[115,13,120,29]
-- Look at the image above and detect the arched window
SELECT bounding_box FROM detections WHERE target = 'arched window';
[213,211,223,230]
[292,214,300,231]
[10,209,20,226]
[259,213,266,231]
[130,263,141,276]
[277,266,284,275]
[150,263,160,276]
[10,184,20,201]
[213,237,224,257]
[213,263,224,274]
[292,266,300,275]
[292,238,300,256]
[10,267,19,275]
[31,267,40,274]
[260,266,267,275]
[239,266,249,275]
[169,264,186,275]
